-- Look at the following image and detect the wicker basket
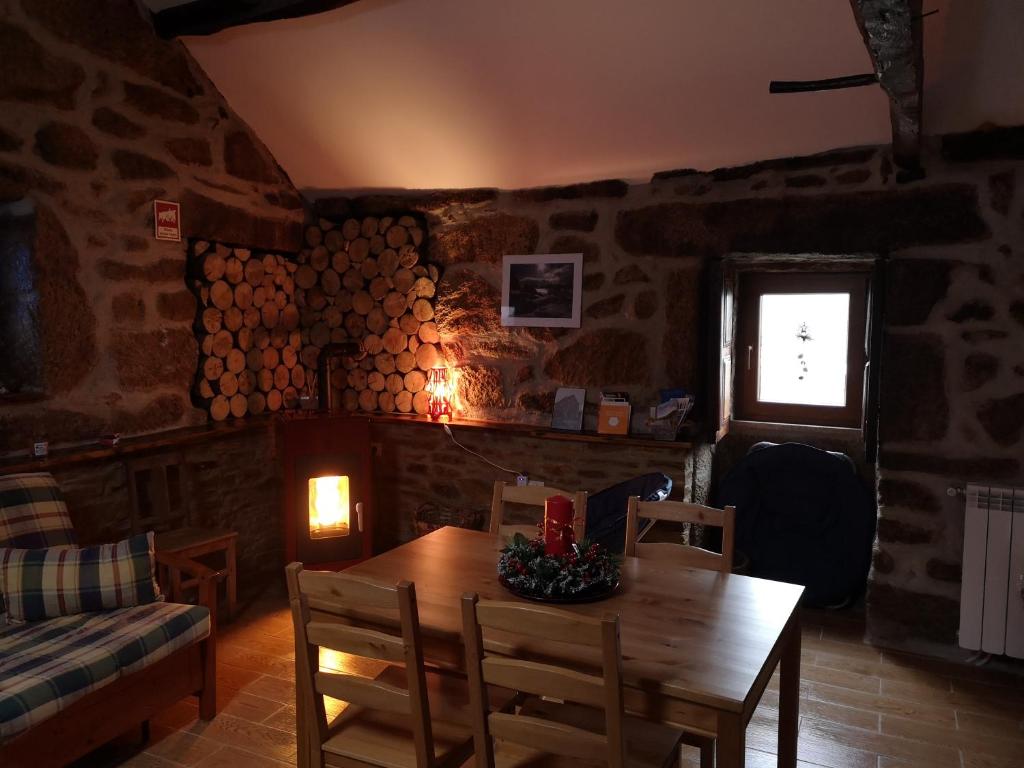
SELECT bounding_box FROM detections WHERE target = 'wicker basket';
[412,503,485,537]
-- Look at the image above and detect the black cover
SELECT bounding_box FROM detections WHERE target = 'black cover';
[586,472,673,552]
[717,442,875,608]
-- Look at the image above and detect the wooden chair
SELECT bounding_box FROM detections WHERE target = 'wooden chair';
[624,497,736,574]
[489,481,587,542]
[126,452,238,619]
[461,595,685,768]
[287,563,484,768]
[624,498,737,767]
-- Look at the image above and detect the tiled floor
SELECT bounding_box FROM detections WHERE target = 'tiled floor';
[80,586,1024,768]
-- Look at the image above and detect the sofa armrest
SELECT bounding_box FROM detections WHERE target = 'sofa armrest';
[154,551,219,619]
[153,550,218,719]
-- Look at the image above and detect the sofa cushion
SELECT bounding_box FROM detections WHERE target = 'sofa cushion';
[0,473,77,550]
[0,533,161,623]
[0,472,78,620]
[0,601,210,743]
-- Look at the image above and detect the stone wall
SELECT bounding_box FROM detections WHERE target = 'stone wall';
[49,424,282,589]
[320,128,1024,653]
[369,420,693,552]
[319,183,691,427]
[0,0,305,453]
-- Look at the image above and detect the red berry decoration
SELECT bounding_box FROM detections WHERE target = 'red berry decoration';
[497,533,620,602]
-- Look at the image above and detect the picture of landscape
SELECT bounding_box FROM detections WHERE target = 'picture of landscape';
[501,253,583,327]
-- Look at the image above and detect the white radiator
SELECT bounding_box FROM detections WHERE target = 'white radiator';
[959,484,1024,658]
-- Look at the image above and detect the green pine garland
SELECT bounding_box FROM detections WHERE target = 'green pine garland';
[497,532,621,601]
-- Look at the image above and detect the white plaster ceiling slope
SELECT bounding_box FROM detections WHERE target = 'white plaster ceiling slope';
[170,0,1024,193]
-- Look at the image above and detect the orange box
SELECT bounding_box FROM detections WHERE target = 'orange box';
[597,402,631,435]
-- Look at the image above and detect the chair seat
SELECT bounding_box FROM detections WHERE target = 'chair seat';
[489,698,684,768]
[154,527,236,553]
[322,666,516,768]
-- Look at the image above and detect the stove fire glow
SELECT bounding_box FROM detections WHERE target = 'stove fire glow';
[308,475,350,539]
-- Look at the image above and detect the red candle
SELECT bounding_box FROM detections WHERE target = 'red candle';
[544,495,575,557]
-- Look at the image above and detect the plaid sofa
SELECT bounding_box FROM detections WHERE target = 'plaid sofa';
[0,472,214,747]
[0,601,210,743]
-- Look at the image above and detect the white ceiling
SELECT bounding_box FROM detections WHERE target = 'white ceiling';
[172,0,1024,193]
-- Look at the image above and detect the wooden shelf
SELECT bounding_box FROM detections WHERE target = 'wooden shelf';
[362,412,697,450]
[0,411,696,478]
[0,419,271,475]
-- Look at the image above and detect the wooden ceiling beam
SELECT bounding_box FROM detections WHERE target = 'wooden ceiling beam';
[848,0,925,175]
[151,0,364,39]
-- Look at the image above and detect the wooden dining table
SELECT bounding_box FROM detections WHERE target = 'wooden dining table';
[340,526,804,768]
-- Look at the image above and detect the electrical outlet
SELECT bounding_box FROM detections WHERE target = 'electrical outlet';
[528,480,545,486]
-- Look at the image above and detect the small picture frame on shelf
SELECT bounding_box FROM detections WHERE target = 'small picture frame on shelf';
[551,387,586,431]
[501,253,583,328]
[597,393,631,436]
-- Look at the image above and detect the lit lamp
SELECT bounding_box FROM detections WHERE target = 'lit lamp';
[426,367,453,422]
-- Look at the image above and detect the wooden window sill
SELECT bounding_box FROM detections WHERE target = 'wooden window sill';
[728,419,862,439]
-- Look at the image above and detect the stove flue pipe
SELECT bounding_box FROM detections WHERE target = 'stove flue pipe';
[317,342,365,411]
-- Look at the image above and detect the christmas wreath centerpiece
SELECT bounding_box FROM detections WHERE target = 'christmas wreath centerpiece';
[497,532,621,603]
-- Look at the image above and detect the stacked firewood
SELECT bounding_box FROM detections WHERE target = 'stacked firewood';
[189,242,305,420]
[297,215,441,414]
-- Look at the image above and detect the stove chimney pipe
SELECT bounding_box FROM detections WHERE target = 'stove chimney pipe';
[316,342,364,411]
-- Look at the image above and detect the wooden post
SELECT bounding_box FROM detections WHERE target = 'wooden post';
[777,612,801,768]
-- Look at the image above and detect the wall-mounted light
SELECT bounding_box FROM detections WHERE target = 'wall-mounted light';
[426,367,453,422]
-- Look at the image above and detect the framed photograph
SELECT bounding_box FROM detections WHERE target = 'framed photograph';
[501,253,583,327]
[551,387,586,431]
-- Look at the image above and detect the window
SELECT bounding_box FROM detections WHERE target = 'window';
[734,271,868,428]
[0,200,43,401]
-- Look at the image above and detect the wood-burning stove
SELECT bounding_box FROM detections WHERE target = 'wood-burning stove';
[280,414,373,570]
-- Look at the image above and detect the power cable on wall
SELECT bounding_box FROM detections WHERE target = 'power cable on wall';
[441,423,523,478]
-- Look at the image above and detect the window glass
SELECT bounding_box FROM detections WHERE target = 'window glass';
[757,292,850,407]
[0,200,43,398]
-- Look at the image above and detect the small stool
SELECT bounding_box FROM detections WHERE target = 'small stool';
[155,527,238,620]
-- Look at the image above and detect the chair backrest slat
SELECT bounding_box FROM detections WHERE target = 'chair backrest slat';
[487,713,608,762]
[634,500,728,527]
[297,567,402,611]
[306,621,407,663]
[315,670,410,714]
[489,481,588,542]
[475,600,604,646]
[286,563,435,768]
[481,657,605,707]
[462,593,626,768]
[624,497,736,574]
[630,542,726,570]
